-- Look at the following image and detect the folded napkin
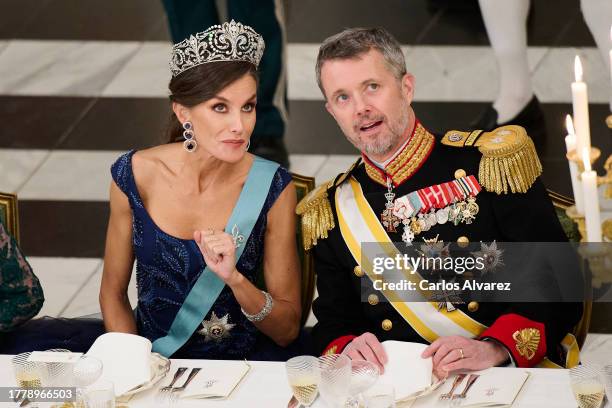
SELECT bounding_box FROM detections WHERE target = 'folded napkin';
[86,332,152,396]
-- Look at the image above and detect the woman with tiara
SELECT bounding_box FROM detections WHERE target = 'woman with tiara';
[99,21,303,360]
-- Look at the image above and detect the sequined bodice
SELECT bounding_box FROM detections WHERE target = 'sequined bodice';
[110,150,291,359]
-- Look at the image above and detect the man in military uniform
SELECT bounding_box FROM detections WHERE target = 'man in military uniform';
[298,27,582,375]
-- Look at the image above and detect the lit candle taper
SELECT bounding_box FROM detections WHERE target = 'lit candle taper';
[565,115,584,214]
[571,56,591,153]
[581,148,601,242]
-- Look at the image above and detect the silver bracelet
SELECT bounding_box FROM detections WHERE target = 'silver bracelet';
[241,290,274,322]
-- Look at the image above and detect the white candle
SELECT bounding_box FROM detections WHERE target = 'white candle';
[581,148,601,242]
[571,56,591,153]
[565,115,584,214]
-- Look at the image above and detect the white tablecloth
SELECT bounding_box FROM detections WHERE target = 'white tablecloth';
[0,355,580,407]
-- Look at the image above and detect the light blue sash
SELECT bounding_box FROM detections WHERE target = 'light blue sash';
[152,157,280,357]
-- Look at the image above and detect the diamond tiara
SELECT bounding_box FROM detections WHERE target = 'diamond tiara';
[170,20,265,78]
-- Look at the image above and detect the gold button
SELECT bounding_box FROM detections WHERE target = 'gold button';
[457,236,469,247]
[353,265,364,277]
[368,294,379,306]
[454,169,467,179]
[468,301,479,312]
[382,319,393,331]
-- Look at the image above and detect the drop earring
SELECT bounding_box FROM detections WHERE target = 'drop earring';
[182,121,197,152]
[245,139,251,151]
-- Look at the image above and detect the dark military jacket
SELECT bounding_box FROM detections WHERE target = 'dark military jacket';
[308,122,582,367]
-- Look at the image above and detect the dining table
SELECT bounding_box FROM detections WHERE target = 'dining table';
[0,354,591,407]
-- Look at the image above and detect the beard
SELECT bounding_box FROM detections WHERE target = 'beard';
[346,101,410,158]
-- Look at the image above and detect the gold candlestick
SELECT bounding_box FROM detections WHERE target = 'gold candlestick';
[567,147,601,174]
[566,206,587,242]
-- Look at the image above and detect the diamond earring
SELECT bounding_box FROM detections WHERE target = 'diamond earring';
[182,121,197,152]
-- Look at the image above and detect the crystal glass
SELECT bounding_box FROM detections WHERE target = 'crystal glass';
[286,356,320,406]
[362,381,395,408]
[44,348,75,387]
[73,355,103,407]
[602,365,612,405]
[318,354,351,407]
[84,380,115,408]
[570,365,605,408]
[11,352,46,388]
[346,360,380,407]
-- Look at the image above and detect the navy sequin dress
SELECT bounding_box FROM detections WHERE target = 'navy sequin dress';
[110,150,293,359]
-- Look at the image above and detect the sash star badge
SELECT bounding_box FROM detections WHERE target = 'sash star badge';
[471,240,504,274]
[197,312,235,342]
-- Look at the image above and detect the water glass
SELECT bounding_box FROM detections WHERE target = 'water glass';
[570,365,605,408]
[44,348,76,387]
[84,380,115,408]
[73,355,103,406]
[11,352,46,388]
[318,354,351,407]
[347,360,380,407]
[286,356,320,406]
[362,381,395,408]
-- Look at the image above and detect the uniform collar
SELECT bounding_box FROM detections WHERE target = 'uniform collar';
[362,120,435,187]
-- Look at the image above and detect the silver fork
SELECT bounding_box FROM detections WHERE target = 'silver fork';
[170,367,202,403]
[453,374,480,399]
[156,366,188,401]
[440,373,466,400]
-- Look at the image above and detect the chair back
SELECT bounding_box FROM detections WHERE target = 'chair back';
[0,192,19,244]
[292,173,317,327]
[547,189,591,349]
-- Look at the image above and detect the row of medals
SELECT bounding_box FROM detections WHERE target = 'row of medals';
[381,178,480,244]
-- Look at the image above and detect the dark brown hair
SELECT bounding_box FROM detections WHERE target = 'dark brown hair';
[165,61,258,143]
[316,27,406,97]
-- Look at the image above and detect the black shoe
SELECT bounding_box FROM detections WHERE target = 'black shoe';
[470,96,547,150]
[250,137,290,168]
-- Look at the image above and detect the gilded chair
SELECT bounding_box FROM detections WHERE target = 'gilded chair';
[547,189,591,349]
[0,191,20,244]
[292,173,317,327]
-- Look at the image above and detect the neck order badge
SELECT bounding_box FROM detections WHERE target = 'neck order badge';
[152,157,279,357]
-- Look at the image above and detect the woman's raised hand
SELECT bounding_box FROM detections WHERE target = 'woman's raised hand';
[194,229,239,284]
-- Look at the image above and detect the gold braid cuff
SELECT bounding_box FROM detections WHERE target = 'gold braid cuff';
[442,125,542,194]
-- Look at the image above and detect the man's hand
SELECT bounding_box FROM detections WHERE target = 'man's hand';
[421,336,509,379]
[342,332,388,373]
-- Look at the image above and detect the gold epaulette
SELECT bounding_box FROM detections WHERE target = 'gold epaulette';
[296,158,361,250]
[441,125,542,194]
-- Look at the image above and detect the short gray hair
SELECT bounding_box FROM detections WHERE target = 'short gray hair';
[315,27,407,97]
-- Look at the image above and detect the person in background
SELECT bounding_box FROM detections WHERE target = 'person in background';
[472,0,612,134]
[161,0,290,167]
[0,219,44,335]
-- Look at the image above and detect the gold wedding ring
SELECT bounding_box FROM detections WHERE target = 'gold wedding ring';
[458,348,464,359]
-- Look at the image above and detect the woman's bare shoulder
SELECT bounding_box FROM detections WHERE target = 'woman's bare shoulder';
[131,144,180,185]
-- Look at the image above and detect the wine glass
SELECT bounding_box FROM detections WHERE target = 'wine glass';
[44,348,74,387]
[346,360,380,407]
[318,354,351,407]
[73,355,103,406]
[286,356,320,407]
[570,365,605,408]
